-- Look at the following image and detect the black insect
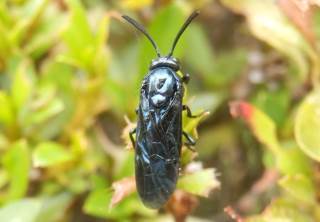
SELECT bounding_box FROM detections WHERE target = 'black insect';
[123,11,200,209]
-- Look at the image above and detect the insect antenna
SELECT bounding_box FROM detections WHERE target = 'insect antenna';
[122,15,161,57]
[167,11,200,57]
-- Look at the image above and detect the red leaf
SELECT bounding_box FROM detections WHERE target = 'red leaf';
[110,177,136,208]
[229,101,253,121]
[229,101,280,153]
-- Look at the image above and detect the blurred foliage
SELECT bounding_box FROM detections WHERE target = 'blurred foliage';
[1,0,320,222]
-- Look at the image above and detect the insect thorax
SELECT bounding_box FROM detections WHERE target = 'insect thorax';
[143,67,182,109]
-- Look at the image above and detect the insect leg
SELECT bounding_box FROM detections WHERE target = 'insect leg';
[182,73,190,84]
[129,128,136,148]
[183,131,196,152]
[183,105,202,118]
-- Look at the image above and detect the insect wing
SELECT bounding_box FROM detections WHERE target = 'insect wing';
[135,74,182,209]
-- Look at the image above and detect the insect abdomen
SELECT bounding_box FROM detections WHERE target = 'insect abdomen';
[135,140,179,208]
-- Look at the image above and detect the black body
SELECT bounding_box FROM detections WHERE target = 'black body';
[135,67,183,208]
[123,11,199,209]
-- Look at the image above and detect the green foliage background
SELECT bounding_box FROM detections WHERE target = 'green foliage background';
[1,0,320,221]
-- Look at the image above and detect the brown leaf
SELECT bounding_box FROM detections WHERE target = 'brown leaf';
[110,177,136,208]
[278,0,316,45]
[121,116,136,150]
[165,190,198,222]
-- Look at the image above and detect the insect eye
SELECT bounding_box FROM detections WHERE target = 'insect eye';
[157,78,166,89]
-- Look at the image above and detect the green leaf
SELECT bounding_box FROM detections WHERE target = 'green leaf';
[0,20,12,60]
[59,166,90,193]
[210,48,247,87]
[30,97,64,125]
[17,84,65,138]
[276,145,312,176]
[91,15,110,76]
[183,95,210,136]
[39,62,75,139]
[295,90,320,162]
[22,89,64,126]
[197,124,237,160]
[114,151,135,180]
[246,198,314,222]
[183,111,209,137]
[230,101,281,153]
[35,193,72,222]
[83,189,113,218]
[62,0,94,71]
[231,102,312,176]
[24,5,66,58]
[187,92,225,114]
[11,60,35,110]
[184,23,215,75]
[41,61,74,92]
[177,168,220,197]
[0,170,9,190]
[64,0,93,46]
[90,174,108,191]
[0,91,14,126]
[95,15,109,49]
[61,0,110,76]
[9,0,50,46]
[0,199,42,222]
[252,88,290,127]
[2,140,30,201]
[83,189,155,220]
[279,174,316,205]
[0,2,12,27]
[0,194,72,222]
[33,142,73,167]
[247,107,280,153]
[106,43,140,116]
